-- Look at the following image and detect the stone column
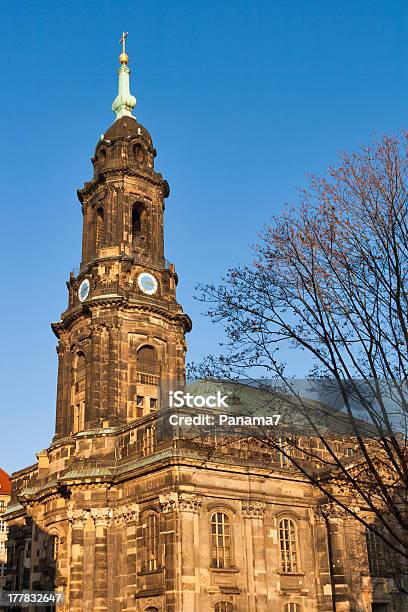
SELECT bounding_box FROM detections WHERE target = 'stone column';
[241,501,267,612]
[91,508,112,612]
[67,507,89,611]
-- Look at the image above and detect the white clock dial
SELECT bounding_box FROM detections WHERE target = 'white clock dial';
[137,272,158,295]
[78,278,90,302]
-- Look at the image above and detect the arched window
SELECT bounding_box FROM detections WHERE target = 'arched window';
[52,535,59,561]
[95,207,104,249]
[144,513,159,571]
[279,518,299,573]
[133,143,145,163]
[211,512,232,569]
[284,604,301,612]
[145,608,159,612]
[215,603,235,612]
[98,148,106,164]
[132,203,146,254]
[72,353,86,433]
[132,206,141,237]
[137,346,160,386]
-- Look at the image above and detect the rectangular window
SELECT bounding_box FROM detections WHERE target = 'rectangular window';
[366,529,391,577]
[143,427,155,456]
[0,520,5,532]
[279,519,298,573]
[277,437,290,467]
[145,514,159,571]
[211,512,232,569]
[150,398,157,411]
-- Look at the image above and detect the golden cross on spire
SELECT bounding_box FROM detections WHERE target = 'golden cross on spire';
[119,32,128,55]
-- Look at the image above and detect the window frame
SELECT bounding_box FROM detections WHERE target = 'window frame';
[210,510,233,570]
[284,603,301,612]
[278,517,300,574]
[214,602,235,612]
[143,512,161,572]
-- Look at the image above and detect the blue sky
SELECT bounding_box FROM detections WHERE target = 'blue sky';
[1,0,407,473]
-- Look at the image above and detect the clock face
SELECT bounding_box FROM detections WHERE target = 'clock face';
[137,272,158,295]
[78,278,90,302]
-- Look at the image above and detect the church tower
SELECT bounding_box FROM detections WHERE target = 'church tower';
[52,39,191,439]
[6,36,384,612]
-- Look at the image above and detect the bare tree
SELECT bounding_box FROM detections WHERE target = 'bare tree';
[194,133,408,591]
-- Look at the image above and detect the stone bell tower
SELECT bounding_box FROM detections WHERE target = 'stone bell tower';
[52,40,191,439]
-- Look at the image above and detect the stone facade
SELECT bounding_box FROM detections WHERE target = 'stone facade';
[3,110,403,612]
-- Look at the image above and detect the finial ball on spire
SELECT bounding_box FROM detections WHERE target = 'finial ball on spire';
[119,52,129,65]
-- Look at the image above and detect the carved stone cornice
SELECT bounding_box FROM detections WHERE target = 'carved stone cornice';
[78,166,167,199]
[241,501,266,519]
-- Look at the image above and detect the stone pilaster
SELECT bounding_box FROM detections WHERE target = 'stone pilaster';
[160,493,202,611]
[91,508,112,612]
[113,504,139,609]
[67,507,89,611]
[241,501,267,612]
[54,343,66,437]
[107,324,119,422]
[89,326,104,425]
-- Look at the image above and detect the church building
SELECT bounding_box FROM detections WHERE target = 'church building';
[3,38,399,612]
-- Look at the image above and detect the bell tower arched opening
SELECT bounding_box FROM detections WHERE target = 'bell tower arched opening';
[131,202,147,257]
[72,352,86,433]
[95,206,105,251]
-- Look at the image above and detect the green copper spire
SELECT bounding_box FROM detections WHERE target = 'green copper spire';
[112,32,137,121]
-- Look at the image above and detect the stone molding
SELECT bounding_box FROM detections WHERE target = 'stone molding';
[67,505,89,529]
[315,502,359,522]
[159,492,178,513]
[241,501,266,519]
[179,493,202,512]
[90,507,112,527]
[112,503,139,525]
[159,492,202,513]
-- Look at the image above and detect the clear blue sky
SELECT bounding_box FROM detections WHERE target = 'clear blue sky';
[1,0,407,473]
